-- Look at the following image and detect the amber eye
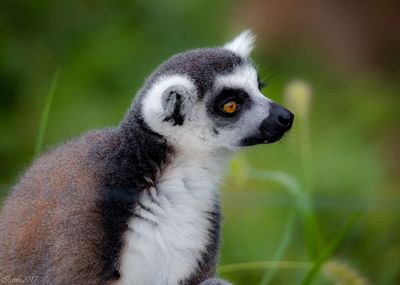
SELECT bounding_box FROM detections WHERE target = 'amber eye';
[222,101,238,114]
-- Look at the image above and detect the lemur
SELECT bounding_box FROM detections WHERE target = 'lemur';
[0,31,293,285]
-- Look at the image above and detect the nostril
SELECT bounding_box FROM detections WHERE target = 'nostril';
[278,112,294,128]
[266,103,294,131]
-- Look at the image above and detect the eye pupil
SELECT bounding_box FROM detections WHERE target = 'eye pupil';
[223,101,237,113]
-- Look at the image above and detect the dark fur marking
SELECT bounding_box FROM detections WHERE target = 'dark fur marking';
[207,88,251,126]
[137,201,154,215]
[113,270,121,279]
[164,92,185,126]
[148,190,161,207]
[89,109,173,282]
[96,186,140,281]
[132,213,158,226]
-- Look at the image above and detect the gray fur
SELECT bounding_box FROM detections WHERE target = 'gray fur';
[198,278,232,285]
[136,48,245,101]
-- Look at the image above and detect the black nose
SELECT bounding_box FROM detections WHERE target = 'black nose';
[259,103,294,143]
[274,105,294,130]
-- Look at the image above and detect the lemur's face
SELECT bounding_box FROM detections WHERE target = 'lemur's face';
[141,31,293,152]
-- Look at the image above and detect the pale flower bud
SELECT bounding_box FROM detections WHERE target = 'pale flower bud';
[284,80,312,120]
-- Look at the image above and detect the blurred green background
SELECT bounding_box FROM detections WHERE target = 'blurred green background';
[1,1,399,284]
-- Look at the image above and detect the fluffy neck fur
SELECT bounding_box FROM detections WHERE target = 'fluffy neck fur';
[116,145,228,285]
[93,104,230,282]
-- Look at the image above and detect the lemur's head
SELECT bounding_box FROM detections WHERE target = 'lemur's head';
[135,31,294,153]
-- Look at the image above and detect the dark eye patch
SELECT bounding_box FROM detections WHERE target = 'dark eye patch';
[215,88,249,102]
[213,88,249,117]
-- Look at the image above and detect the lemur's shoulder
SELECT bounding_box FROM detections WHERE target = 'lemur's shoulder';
[0,129,113,284]
[11,129,110,197]
[0,123,170,283]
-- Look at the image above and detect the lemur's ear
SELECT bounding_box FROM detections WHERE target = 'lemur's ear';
[161,85,192,126]
[224,30,256,58]
[142,75,196,129]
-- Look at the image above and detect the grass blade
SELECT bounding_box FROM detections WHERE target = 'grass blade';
[259,209,295,285]
[248,169,321,261]
[219,261,312,273]
[34,68,60,157]
[300,210,363,285]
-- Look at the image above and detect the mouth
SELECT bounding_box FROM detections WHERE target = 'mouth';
[240,132,285,147]
[240,121,293,147]
[263,133,285,144]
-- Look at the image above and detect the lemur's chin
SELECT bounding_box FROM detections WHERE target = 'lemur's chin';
[239,133,286,147]
[263,133,286,144]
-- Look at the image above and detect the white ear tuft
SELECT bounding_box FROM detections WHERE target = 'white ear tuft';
[223,30,256,58]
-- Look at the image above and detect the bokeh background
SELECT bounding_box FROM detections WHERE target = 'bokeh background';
[1,1,399,284]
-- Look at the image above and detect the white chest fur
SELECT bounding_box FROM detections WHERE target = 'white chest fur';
[115,154,226,285]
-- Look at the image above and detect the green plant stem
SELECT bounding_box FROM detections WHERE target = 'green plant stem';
[299,113,312,193]
[259,209,295,285]
[298,111,322,257]
[300,210,363,285]
[248,169,321,261]
[34,68,60,157]
[219,261,312,273]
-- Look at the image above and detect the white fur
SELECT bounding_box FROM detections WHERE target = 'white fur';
[115,152,228,285]
[223,30,256,58]
[214,65,262,99]
[142,75,218,153]
[142,74,196,131]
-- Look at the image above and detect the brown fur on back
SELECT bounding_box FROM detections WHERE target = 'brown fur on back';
[0,131,108,285]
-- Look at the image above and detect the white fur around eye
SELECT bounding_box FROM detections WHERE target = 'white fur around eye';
[214,65,265,100]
